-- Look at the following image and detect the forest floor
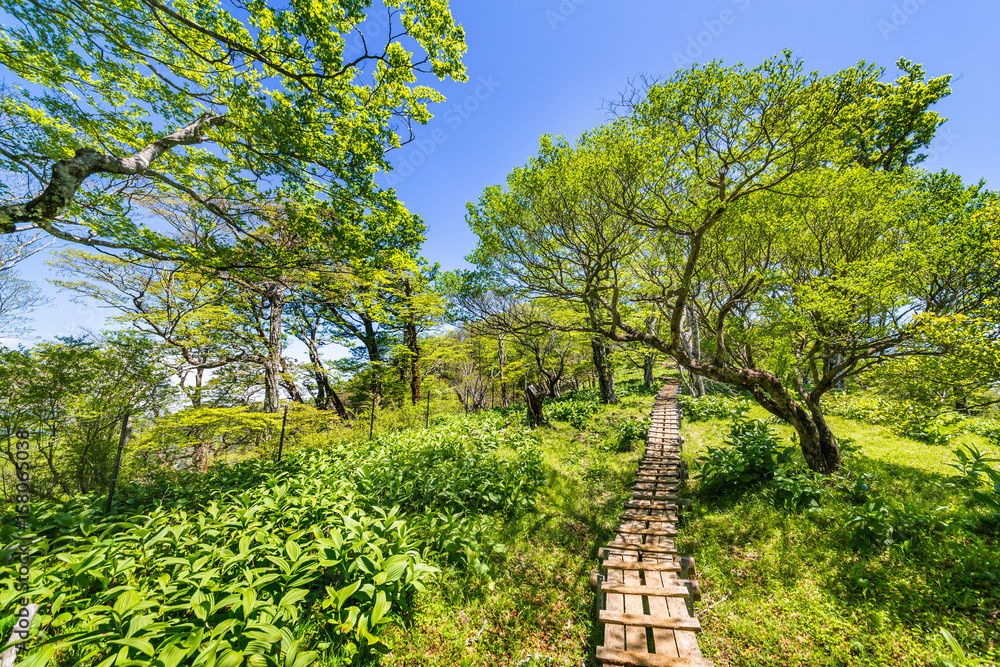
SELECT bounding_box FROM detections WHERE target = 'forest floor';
[377,390,1000,667]
[377,384,658,667]
[680,407,999,667]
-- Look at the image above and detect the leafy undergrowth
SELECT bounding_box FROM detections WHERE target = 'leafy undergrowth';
[377,380,661,666]
[0,415,545,666]
[680,404,1000,667]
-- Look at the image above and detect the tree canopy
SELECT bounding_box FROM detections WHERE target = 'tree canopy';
[0,0,466,264]
[466,54,994,473]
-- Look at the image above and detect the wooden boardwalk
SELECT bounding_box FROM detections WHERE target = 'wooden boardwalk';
[595,382,714,667]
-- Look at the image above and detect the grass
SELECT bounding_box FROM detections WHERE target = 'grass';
[680,405,1000,667]
[377,384,659,666]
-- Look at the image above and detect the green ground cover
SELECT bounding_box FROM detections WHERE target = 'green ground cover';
[378,382,657,666]
[8,380,995,667]
[680,404,1000,667]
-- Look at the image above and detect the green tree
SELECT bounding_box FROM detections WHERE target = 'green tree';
[466,135,653,404]
[288,210,429,403]
[0,0,466,262]
[467,55,981,473]
[0,333,173,499]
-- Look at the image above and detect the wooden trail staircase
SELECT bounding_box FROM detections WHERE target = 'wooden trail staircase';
[593,382,714,667]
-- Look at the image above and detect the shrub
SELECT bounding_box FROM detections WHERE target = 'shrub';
[845,497,950,549]
[823,393,903,426]
[899,411,966,445]
[823,392,997,445]
[0,413,545,665]
[613,418,649,452]
[678,394,751,422]
[410,511,504,575]
[546,398,601,428]
[695,420,795,497]
[347,417,545,517]
[941,444,1000,517]
[966,419,1000,444]
[945,444,999,490]
[2,482,434,666]
[845,497,896,548]
[771,472,826,512]
[934,628,994,667]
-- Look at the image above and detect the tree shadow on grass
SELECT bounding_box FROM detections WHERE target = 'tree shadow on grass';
[688,452,999,660]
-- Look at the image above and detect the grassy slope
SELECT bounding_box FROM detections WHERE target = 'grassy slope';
[681,407,1000,667]
[378,391,657,666]
[371,389,998,666]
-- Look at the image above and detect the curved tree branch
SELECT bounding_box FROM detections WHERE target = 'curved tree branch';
[0,112,228,233]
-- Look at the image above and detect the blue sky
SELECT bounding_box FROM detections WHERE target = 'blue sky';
[9,0,1000,348]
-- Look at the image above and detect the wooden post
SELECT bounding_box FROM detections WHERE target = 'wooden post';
[276,405,289,462]
[525,384,545,426]
[105,413,130,515]
[368,378,377,441]
[425,385,431,428]
[0,604,39,667]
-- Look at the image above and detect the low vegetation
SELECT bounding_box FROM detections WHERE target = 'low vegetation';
[0,414,545,666]
[678,393,1000,666]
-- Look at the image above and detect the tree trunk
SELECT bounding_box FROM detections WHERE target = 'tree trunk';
[498,334,508,408]
[643,315,656,390]
[678,367,695,396]
[362,318,383,399]
[746,383,842,473]
[684,305,705,397]
[402,279,422,405]
[526,384,545,426]
[192,367,204,408]
[405,322,420,405]
[279,358,305,403]
[586,295,618,404]
[263,362,281,413]
[546,373,560,398]
[262,286,286,414]
[954,386,970,415]
[799,397,842,473]
[590,337,618,405]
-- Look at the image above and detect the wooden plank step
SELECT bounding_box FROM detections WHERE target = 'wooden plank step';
[617,527,678,537]
[602,560,680,572]
[596,648,714,666]
[599,611,701,632]
[601,582,690,598]
[623,514,679,522]
[605,542,677,555]
[632,493,679,500]
[625,501,678,510]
